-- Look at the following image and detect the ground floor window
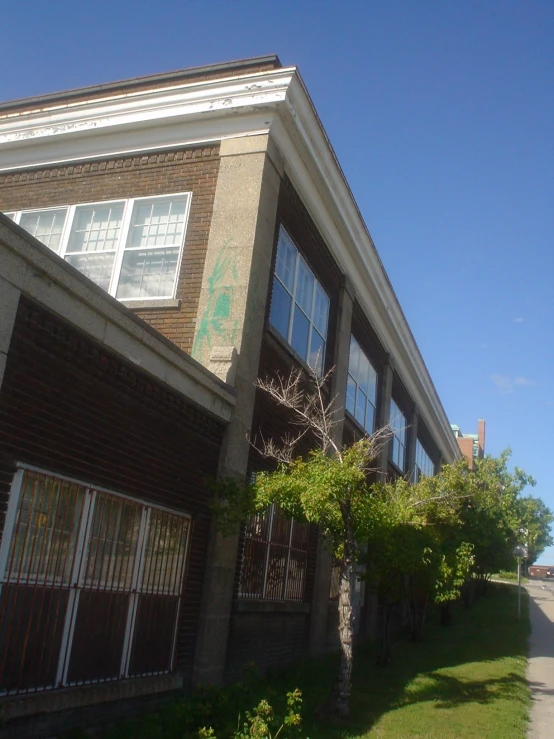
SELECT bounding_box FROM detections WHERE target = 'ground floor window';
[0,467,191,695]
[238,504,310,601]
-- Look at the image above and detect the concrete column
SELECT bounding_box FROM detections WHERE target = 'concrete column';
[377,356,394,480]
[192,134,283,685]
[0,274,20,393]
[309,275,355,656]
[405,407,419,483]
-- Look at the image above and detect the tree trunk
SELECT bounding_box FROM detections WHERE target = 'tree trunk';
[327,529,355,719]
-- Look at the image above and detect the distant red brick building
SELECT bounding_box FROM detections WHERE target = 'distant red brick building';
[451,419,485,469]
[528,565,554,578]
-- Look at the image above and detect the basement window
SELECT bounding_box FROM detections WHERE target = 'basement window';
[10,193,191,301]
[0,467,191,696]
[238,504,310,601]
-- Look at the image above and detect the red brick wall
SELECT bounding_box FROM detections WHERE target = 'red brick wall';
[0,296,226,681]
[0,145,220,354]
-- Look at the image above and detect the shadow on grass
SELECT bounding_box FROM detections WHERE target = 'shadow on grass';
[270,583,530,737]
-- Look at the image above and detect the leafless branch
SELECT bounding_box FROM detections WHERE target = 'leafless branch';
[255,368,343,459]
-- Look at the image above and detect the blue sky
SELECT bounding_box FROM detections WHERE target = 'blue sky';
[2,1,553,561]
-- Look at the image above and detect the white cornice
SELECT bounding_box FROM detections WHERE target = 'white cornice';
[0,67,459,462]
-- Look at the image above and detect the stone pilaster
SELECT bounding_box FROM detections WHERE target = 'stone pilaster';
[192,134,284,685]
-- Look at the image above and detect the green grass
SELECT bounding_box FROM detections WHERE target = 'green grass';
[270,583,530,738]
[102,584,530,739]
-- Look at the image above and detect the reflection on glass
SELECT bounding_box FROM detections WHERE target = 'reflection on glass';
[20,209,68,253]
[269,279,292,339]
[117,248,178,299]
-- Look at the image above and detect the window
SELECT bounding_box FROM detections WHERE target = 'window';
[269,227,330,376]
[346,336,378,433]
[9,193,191,301]
[0,467,191,695]
[415,439,435,481]
[239,504,310,601]
[389,399,407,471]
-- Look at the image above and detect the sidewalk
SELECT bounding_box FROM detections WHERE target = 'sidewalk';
[526,580,554,738]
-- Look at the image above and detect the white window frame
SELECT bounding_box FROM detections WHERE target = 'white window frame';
[415,439,435,482]
[269,226,330,377]
[389,399,407,472]
[9,192,192,302]
[0,464,192,695]
[345,335,378,433]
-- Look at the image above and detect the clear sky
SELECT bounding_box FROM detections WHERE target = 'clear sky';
[2,1,553,561]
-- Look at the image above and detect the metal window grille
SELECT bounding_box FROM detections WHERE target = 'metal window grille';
[0,468,191,696]
[238,504,310,601]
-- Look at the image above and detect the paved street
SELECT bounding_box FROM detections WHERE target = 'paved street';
[526,580,554,738]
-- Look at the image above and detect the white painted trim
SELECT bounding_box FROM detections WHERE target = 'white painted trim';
[0,469,24,582]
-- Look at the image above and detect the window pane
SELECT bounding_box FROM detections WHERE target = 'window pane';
[291,308,310,360]
[349,336,360,381]
[359,354,370,396]
[346,375,356,415]
[65,252,115,291]
[5,471,85,586]
[275,228,296,291]
[295,256,314,316]
[141,509,189,596]
[308,329,325,376]
[20,209,67,253]
[84,494,141,590]
[355,389,367,427]
[68,204,124,252]
[128,197,186,248]
[116,248,179,299]
[269,278,292,339]
[4,212,15,220]
[313,283,329,337]
[365,403,375,433]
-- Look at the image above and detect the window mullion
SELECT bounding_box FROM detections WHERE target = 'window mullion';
[109,199,134,298]
[56,488,96,687]
[262,505,275,599]
[170,192,192,300]
[287,253,300,345]
[121,506,150,678]
[58,206,75,259]
[283,520,294,600]
[0,470,25,593]
[307,279,317,370]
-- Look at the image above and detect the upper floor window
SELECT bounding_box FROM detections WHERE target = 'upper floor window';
[239,504,310,602]
[346,336,378,433]
[415,439,435,482]
[389,399,407,471]
[9,193,192,301]
[269,227,329,377]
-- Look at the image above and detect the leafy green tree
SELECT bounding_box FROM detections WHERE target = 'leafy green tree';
[213,369,392,719]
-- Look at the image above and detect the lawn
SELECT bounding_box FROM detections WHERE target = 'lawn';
[271,583,530,738]
[101,583,530,739]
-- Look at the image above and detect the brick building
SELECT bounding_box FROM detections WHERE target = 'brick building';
[0,56,460,733]
[451,419,486,469]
